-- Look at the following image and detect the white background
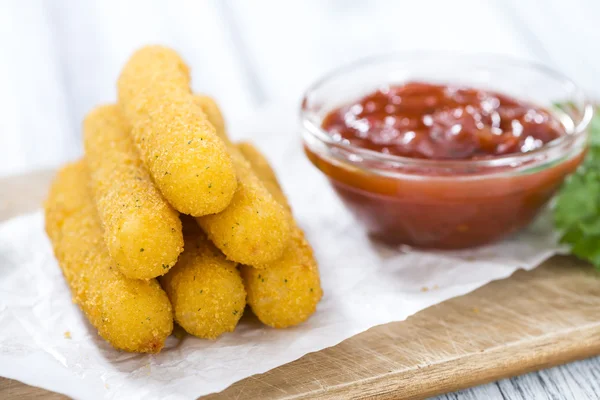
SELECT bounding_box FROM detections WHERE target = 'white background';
[1,1,599,399]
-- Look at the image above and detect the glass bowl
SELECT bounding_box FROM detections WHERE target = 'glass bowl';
[301,52,594,249]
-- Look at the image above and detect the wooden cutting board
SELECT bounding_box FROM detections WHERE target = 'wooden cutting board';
[1,170,600,400]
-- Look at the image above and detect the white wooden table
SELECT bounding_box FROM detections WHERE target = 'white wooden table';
[1,1,599,398]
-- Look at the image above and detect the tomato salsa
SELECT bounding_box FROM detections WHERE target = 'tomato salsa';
[305,82,585,249]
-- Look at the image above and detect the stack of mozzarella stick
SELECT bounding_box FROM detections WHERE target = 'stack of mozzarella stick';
[44,46,322,353]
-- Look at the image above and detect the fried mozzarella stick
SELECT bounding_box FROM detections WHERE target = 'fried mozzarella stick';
[237,142,290,209]
[194,96,291,266]
[194,95,226,143]
[44,161,173,353]
[160,226,246,339]
[237,142,323,328]
[117,46,237,216]
[84,105,183,280]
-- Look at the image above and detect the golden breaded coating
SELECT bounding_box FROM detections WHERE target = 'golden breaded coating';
[160,233,246,339]
[44,161,173,353]
[196,150,291,266]
[194,96,291,267]
[237,142,290,210]
[236,142,323,328]
[84,105,183,279]
[194,95,227,144]
[117,45,237,216]
[240,228,322,328]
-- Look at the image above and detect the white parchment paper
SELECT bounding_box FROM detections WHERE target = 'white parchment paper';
[0,104,566,399]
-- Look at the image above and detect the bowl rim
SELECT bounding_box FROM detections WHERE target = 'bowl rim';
[300,51,594,176]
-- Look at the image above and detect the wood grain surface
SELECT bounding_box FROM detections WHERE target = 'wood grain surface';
[1,170,600,400]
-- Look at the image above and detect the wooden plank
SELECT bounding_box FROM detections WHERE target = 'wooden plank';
[0,378,66,400]
[206,257,600,400]
[1,171,600,400]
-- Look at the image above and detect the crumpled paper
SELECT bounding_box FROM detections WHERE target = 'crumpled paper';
[0,104,566,399]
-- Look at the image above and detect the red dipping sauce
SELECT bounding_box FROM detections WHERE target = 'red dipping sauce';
[304,78,590,249]
[322,82,564,161]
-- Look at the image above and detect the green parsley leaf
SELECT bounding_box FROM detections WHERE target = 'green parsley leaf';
[554,105,600,268]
